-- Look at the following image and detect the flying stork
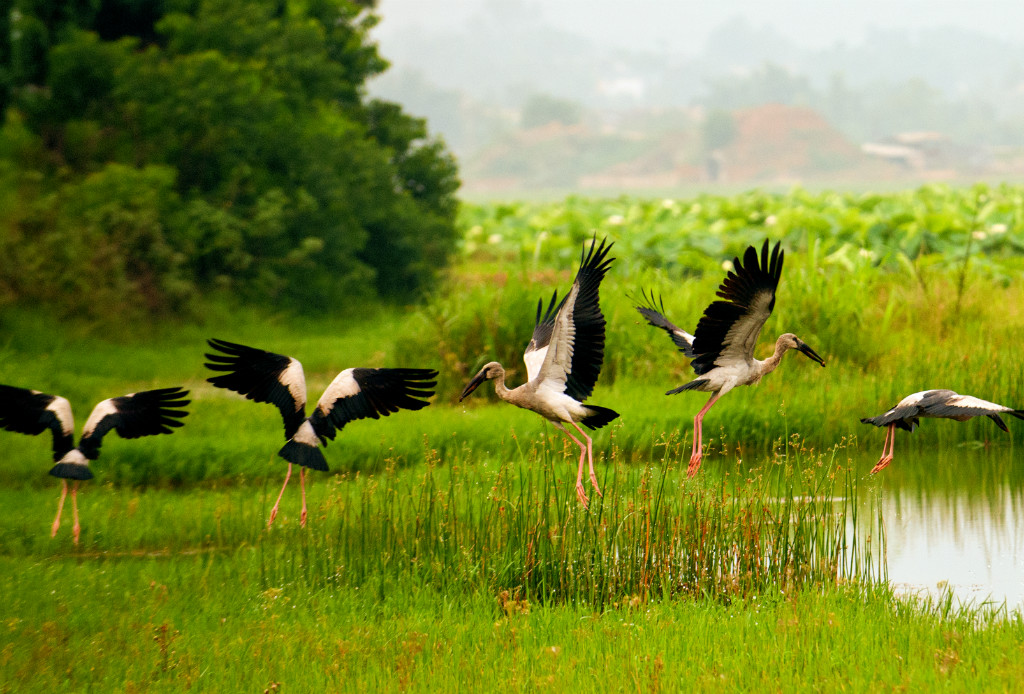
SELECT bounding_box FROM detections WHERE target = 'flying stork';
[204,339,437,527]
[0,384,190,544]
[635,239,826,477]
[861,389,1024,473]
[459,236,619,508]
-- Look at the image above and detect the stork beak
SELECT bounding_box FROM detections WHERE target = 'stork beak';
[459,369,488,402]
[796,340,826,367]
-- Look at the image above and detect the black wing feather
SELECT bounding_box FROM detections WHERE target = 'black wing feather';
[526,290,562,354]
[78,387,190,459]
[312,368,438,443]
[634,289,696,358]
[205,338,306,439]
[0,384,75,461]
[691,239,783,375]
[562,236,615,402]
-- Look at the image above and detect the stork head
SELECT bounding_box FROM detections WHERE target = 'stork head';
[780,333,826,367]
[459,361,504,401]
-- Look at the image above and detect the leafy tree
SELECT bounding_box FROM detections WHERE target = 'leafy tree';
[0,0,460,318]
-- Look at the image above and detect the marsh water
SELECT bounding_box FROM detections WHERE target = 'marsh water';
[852,444,1024,611]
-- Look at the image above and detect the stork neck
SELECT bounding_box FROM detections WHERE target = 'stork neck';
[760,339,790,376]
[492,368,512,401]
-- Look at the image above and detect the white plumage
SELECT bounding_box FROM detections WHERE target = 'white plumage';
[636,240,826,477]
[861,389,1024,473]
[0,385,189,543]
[459,237,619,508]
[205,339,437,527]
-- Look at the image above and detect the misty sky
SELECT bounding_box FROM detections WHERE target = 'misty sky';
[374,0,1024,52]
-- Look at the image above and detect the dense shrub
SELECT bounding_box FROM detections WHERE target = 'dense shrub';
[0,0,460,319]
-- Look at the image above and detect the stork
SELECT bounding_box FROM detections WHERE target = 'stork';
[459,236,619,508]
[204,339,437,527]
[861,390,1024,473]
[635,239,826,477]
[0,385,190,544]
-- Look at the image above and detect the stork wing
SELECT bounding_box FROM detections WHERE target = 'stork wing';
[523,290,561,382]
[537,236,615,401]
[861,389,966,431]
[634,289,695,358]
[920,392,1018,419]
[309,367,438,443]
[77,387,190,459]
[691,239,783,375]
[205,338,307,439]
[0,384,75,461]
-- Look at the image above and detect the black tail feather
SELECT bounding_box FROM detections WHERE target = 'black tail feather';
[666,379,710,395]
[1010,410,1024,421]
[49,462,94,480]
[278,440,329,472]
[581,405,619,430]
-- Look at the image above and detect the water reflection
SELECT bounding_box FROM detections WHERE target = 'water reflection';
[860,445,1024,610]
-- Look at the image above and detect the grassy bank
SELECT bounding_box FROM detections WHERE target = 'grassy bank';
[3,452,1021,693]
[5,566,1023,692]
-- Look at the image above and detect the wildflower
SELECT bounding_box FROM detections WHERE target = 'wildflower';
[487,233,502,244]
[764,214,777,226]
[606,214,625,225]
[972,231,986,241]
[990,223,1007,234]
[721,259,734,272]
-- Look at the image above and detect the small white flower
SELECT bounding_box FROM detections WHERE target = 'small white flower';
[662,198,676,209]
[606,214,625,225]
[467,225,483,239]
[972,230,987,241]
[764,215,777,226]
[858,248,876,261]
[487,233,502,244]
[990,223,1007,234]
[721,260,734,272]
[689,204,702,214]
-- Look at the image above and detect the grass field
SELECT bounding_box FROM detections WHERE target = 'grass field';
[4,186,1024,690]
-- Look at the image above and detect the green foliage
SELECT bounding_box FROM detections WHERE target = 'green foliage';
[0,0,460,318]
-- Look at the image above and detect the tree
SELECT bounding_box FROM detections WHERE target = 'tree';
[0,0,460,317]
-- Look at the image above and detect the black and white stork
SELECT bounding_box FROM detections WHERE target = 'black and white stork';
[636,239,826,477]
[0,385,190,543]
[204,339,437,527]
[459,236,619,508]
[861,389,1024,473]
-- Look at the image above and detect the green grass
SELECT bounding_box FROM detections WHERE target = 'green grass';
[4,186,1024,690]
[3,544,1023,691]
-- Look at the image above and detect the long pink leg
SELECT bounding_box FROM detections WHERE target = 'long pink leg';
[569,420,601,499]
[870,425,896,474]
[268,464,293,527]
[71,482,81,545]
[299,468,308,527]
[688,392,722,478]
[555,423,590,508]
[51,480,68,538]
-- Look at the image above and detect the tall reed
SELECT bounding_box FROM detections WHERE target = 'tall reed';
[256,435,884,608]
